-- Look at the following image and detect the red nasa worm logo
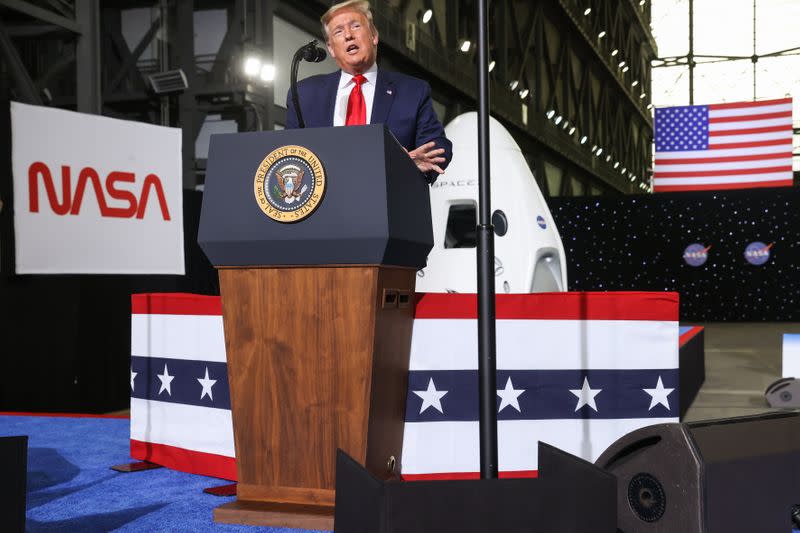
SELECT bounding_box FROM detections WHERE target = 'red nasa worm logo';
[27,161,172,220]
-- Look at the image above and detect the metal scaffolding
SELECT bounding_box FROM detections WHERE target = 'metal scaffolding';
[0,0,656,195]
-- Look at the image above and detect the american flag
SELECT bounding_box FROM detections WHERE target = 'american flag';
[653,97,794,192]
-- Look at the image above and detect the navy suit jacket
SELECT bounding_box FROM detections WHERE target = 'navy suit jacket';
[285,69,452,176]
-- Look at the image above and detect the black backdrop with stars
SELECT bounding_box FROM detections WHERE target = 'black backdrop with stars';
[549,187,800,321]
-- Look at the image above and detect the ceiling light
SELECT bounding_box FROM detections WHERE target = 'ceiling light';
[460,40,471,52]
[554,115,563,125]
[611,49,618,57]
[519,89,529,99]
[618,60,626,68]
[509,80,519,90]
[591,144,597,152]
[259,63,275,82]
[580,135,588,144]
[598,31,606,39]
[568,126,576,135]
[639,92,646,99]
[605,154,611,162]
[584,7,592,15]
[631,80,639,87]
[622,66,629,72]
[614,162,620,169]
[621,167,627,174]
[596,147,603,156]
[630,174,636,182]
[647,104,654,110]
[489,60,496,72]
[244,56,262,76]
[546,109,556,119]
[422,9,433,23]
[562,120,569,129]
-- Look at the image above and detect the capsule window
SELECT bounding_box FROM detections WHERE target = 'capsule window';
[444,202,477,248]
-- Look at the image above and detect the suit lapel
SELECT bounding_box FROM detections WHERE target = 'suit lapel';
[371,71,394,125]
[324,71,339,127]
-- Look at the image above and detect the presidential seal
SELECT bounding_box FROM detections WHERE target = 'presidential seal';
[253,145,326,223]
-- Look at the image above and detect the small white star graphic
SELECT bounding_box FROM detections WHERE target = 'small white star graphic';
[569,377,602,412]
[497,377,525,413]
[197,367,217,401]
[130,367,137,391]
[413,378,448,414]
[157,364,175,396]
[643,376,675,411]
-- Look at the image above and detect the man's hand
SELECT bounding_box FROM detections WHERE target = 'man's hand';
[406,141,446,175]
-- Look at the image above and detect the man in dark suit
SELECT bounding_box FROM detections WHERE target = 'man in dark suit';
[285,0,452,181]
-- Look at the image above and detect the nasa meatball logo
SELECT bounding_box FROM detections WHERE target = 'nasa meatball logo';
[536,215,547,229]
[683,243,710,267]
[744,241,772,266]
[253,145,326,223]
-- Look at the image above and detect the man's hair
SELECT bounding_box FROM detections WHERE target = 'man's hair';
[321,0,377,40]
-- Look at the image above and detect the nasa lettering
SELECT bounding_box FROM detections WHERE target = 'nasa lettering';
[253,145,326,223]
[28,162,171,220]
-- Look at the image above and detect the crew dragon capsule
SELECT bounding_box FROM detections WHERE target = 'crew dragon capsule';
[416,112,568,294]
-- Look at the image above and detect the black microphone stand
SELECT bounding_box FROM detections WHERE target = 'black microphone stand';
[290,40,324,129]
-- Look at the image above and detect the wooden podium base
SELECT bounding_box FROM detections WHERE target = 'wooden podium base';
[216,265,416,528]
[214,500,334,530]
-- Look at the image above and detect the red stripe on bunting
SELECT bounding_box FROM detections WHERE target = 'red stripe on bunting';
[679,326,704,347]
[0,412,129,419]
[708,97,792,110]
[130,439,237,481]
[655,180,793,192]
[413,292,679,321]
[402,470,538,481]
[131,293,222,316]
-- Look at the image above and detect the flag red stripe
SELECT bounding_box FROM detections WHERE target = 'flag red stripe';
[655,165,792,178]
[130,439,237,481]
[655,152,791,165]
[708,97,792,110]
[708,138,793,150]
[131,293,222,315]
[708,124,791,136]
[707,110,792,123]
[655,180,793,192]
[414,292,678,320]
[402,470,539,481]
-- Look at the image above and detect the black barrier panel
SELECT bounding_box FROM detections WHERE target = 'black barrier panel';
[550,187,800,321]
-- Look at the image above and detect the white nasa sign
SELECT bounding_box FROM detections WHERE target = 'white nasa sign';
[11,102,184,274]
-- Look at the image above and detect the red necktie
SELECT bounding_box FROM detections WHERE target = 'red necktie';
[345,75,367,126]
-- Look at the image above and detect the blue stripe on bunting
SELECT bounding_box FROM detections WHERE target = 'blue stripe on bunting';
[405,369,680,422]
[130,356,231,410]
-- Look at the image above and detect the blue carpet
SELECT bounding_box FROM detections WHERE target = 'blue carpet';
[0,415,328,532]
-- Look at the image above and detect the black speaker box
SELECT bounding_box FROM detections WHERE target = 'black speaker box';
[334,442,616,533]
[595,412,800,533]
[0,435,28,533]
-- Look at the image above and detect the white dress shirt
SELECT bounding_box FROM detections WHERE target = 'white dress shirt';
[332,63,378,126]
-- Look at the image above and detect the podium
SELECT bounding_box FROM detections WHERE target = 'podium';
[198,125,432,529]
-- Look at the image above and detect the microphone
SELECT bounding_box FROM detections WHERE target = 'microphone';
[302,40,327,63]
[291,40,327,128]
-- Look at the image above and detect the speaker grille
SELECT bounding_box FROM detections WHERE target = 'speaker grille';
[628,473,666,522]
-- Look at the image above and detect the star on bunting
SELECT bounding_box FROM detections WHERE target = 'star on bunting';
[130,367,137,391]
[643,376,675,411]
[570,377,602,412]
[157,364,175,396]
[197,367,217,401]
[497,377,525,412]
[413,378,448,414]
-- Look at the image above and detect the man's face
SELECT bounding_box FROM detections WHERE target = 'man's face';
[325,8,378,75]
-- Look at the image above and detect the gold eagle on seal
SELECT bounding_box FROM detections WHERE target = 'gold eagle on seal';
[275,164,304,199]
